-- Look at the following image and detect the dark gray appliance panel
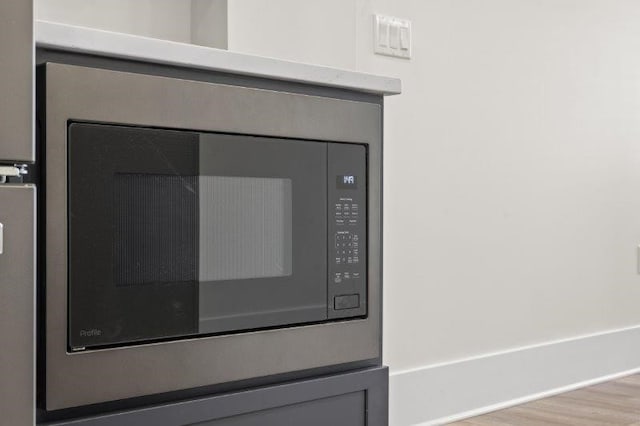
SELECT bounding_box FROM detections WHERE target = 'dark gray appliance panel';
[328,143,367,319]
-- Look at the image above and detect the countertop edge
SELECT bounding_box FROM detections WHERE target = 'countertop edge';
[35,21,402,96]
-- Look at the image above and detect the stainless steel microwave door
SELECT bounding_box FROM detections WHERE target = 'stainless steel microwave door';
[67,123,327,350]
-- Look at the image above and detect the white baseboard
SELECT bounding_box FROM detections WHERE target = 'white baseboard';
[389,325,640,425]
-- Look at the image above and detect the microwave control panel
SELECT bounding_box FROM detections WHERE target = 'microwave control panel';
[328,143,367,319]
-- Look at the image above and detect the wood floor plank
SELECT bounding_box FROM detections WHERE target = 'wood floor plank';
[554,392,640,415]
[477,407,569,426]
[585,381,640,398]
[617,375,640,386]
[532,397,638,424]
[448,373,640,425]
[459,415,520,426]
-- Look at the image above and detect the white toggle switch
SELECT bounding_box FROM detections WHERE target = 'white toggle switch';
[400,26,410,50]
[377,19,389,47]
[373,14,411,59]
[389,23,400,49]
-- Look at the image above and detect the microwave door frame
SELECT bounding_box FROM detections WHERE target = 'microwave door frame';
[66,124,330,349]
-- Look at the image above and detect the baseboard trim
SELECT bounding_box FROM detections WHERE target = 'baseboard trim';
[389,325,640,425]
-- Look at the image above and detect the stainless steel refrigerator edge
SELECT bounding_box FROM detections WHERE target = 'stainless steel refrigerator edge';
[0,0,34,162]
[43,63,383,410]
[0,0,35,425]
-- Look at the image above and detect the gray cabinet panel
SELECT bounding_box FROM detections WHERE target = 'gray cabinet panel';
[0,185,36,425]
[196,392,365,426]
[0,0,33,162]
[42,366,388,426]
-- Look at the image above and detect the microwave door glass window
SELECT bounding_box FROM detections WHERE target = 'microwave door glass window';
[114,175,292,287]
[114,174,199,286]
[198,176,292,281]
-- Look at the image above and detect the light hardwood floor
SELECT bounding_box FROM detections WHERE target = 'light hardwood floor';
[449,374,640,425]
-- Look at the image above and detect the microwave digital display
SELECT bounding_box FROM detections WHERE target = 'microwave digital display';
[337,175,358,189]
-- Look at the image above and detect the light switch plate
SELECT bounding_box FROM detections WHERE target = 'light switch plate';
[374,14,411,59]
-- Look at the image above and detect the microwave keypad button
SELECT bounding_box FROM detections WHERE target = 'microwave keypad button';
[334,294,360,310]
[334,272,354,282]
[334,231,360,264]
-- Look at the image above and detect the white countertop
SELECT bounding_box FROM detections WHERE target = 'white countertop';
[35,21,401,96]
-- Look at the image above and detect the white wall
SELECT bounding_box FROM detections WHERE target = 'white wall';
[36,0,194,43]
[356,0,640,372]
[227,0,356,69]
[191,0,227,48]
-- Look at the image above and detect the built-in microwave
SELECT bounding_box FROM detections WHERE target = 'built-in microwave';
[39,62,382,412]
